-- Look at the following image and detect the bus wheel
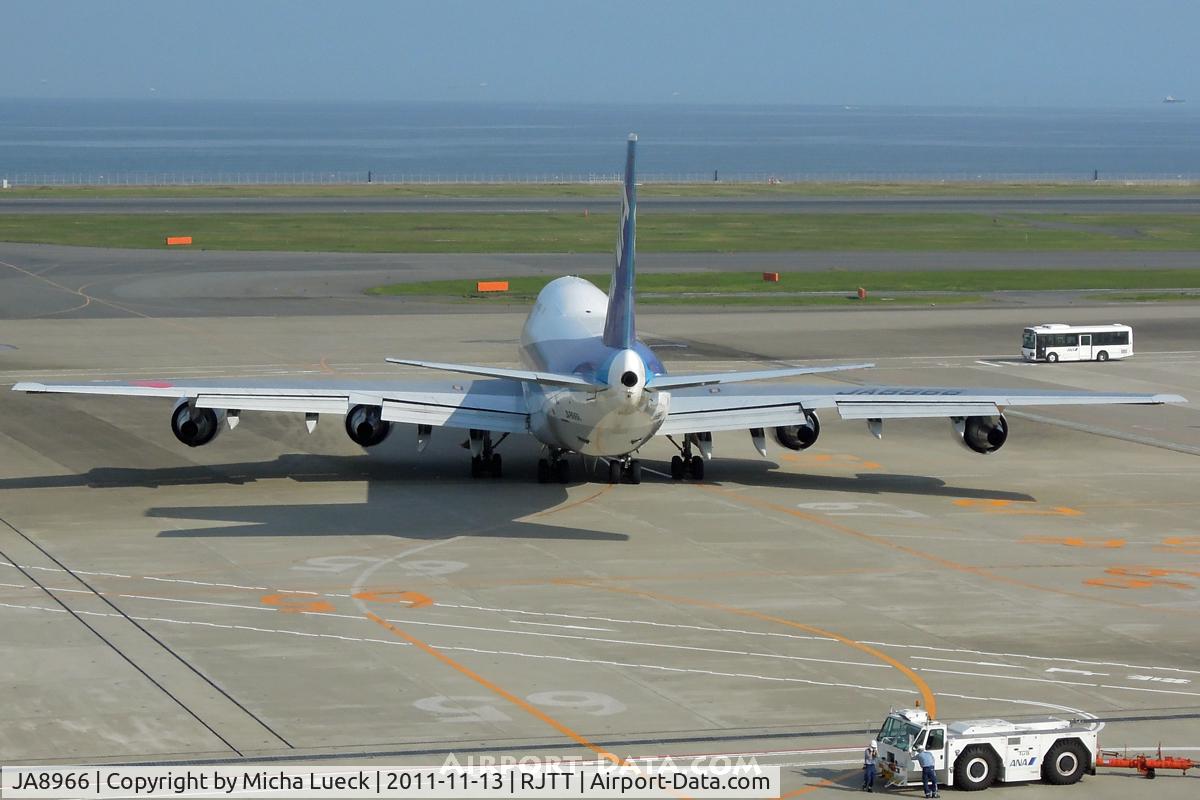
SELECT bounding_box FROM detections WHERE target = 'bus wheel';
[1096,351,1109,362]
[1046,352,1059,363]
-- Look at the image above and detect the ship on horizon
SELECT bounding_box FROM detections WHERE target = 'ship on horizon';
[1164,95,1185,103]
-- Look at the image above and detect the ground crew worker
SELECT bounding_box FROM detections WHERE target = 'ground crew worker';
[862,740,878,791]
[915,746,939,798]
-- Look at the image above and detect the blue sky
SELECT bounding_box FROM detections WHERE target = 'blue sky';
[3,1,1196,107]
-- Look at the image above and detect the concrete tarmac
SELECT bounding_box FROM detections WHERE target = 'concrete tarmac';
[4,194,1200,215]
[0,244,1198,796]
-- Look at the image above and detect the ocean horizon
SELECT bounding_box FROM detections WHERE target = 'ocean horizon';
[1,98,1198,184]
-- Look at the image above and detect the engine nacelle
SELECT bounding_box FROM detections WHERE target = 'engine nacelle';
[954,414,1009,455]
[772,409,820,451]
[171,401,222,447]
[345,404,392,447]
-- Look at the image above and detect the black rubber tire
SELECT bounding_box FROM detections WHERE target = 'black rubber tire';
[1046,352,1059,363]
[1096,351,1109,362]
[689,455,705,480]
[470,456,483,478]
[489,453,502,478]
[608,460,622,484]
[1042,740,1088,785]
[670,455,685,480]
[954,745,999,791]
[556,459,571,484]
[627,460,642,485]
[536,458,550,484]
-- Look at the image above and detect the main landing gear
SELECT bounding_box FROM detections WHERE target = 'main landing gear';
[467,430,506,478]
[537,450,572,484]
[668,435,705,480]
[607,456,642,484]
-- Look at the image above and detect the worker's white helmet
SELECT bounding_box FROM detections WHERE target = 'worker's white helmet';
[870,740,878,749]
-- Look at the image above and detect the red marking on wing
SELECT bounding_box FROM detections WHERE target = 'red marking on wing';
[132,380,175,388]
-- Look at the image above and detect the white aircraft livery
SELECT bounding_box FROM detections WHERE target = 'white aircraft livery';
[13,135,1187,484]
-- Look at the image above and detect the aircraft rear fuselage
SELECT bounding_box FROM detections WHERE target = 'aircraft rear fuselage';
[520,276,668,456]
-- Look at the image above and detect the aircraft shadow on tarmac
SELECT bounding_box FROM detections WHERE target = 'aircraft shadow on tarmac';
[0,444,1034,539]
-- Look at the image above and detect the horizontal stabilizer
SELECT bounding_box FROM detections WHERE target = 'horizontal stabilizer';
[386,358,603,389]
[649,362,873,391]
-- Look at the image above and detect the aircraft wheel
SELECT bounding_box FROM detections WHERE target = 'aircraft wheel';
[537,458,550,484]
[670,455,685,480]
[627,460,642,485]
[470,455,484,478]
[489,453,503,478]
[608,459,622,484]
[689,455,705,480]
[555,458,571,484]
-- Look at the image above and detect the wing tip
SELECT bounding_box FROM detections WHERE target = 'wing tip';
[12,382,44,392]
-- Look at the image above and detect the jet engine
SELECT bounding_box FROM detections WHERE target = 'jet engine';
[345,404,392,447]
[171,401,222,447]
[954,414,1009,455]
[772,409,820,451]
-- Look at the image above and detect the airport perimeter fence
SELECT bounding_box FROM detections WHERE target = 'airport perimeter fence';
[3,171,1200,188]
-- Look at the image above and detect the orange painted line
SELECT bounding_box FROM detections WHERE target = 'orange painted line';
[559,579,937,718]
[779,768,860,797]
[260,593,335,614]
[363,611,625,767]
[166,236,193,246]
[352,589,433,607]
[476,280,509,292]
[698,483,1200,616]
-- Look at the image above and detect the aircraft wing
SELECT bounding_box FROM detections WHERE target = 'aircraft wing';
[12,378,532,434]
[659,383,1186,435]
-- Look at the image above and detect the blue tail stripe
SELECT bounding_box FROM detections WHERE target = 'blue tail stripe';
[602,134,637,350]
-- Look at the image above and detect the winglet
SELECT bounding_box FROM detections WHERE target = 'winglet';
[602,134,638,350]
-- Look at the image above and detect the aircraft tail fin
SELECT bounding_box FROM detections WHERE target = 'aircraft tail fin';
[602,134,638,350]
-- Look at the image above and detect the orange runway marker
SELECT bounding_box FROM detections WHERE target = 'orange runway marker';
[261,593,335,613]
[166,236,193,246]
[476,280,509,292]
[352,589,432,608]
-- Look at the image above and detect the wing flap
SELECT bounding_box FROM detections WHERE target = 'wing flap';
[659,403,807,435]
[836,401,1000,420]
[381,398,528,433]
[194,394,351,415]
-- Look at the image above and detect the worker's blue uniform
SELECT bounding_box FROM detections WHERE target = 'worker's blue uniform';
[862,746,876,791]
[915,749,938,797]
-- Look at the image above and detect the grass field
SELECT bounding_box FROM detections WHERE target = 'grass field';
[4,181,1200,199]
[4,212,1200,253]
[366,269,1200,305]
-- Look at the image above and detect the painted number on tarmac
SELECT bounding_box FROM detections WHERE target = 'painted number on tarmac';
[797,501,926,519]
[416,691,625,722]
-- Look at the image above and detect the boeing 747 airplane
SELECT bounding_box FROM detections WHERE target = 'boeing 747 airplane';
[12,136,1186,484]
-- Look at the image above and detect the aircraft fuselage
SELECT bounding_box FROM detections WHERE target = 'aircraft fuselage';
[519,277,669,456]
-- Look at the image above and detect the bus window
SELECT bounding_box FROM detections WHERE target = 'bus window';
[1022,330,1036,349]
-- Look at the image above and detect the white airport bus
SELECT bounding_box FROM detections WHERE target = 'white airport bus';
[1021,323,1133,363]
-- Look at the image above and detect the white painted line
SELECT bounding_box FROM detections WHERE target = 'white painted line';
[391,616,889,669]
[510,620,617,632]
[974,360,1006,367]
[912,656,1026,669]
[922,667,1200,698]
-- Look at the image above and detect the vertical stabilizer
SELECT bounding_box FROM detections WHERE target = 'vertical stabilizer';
[602,134,638,350]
